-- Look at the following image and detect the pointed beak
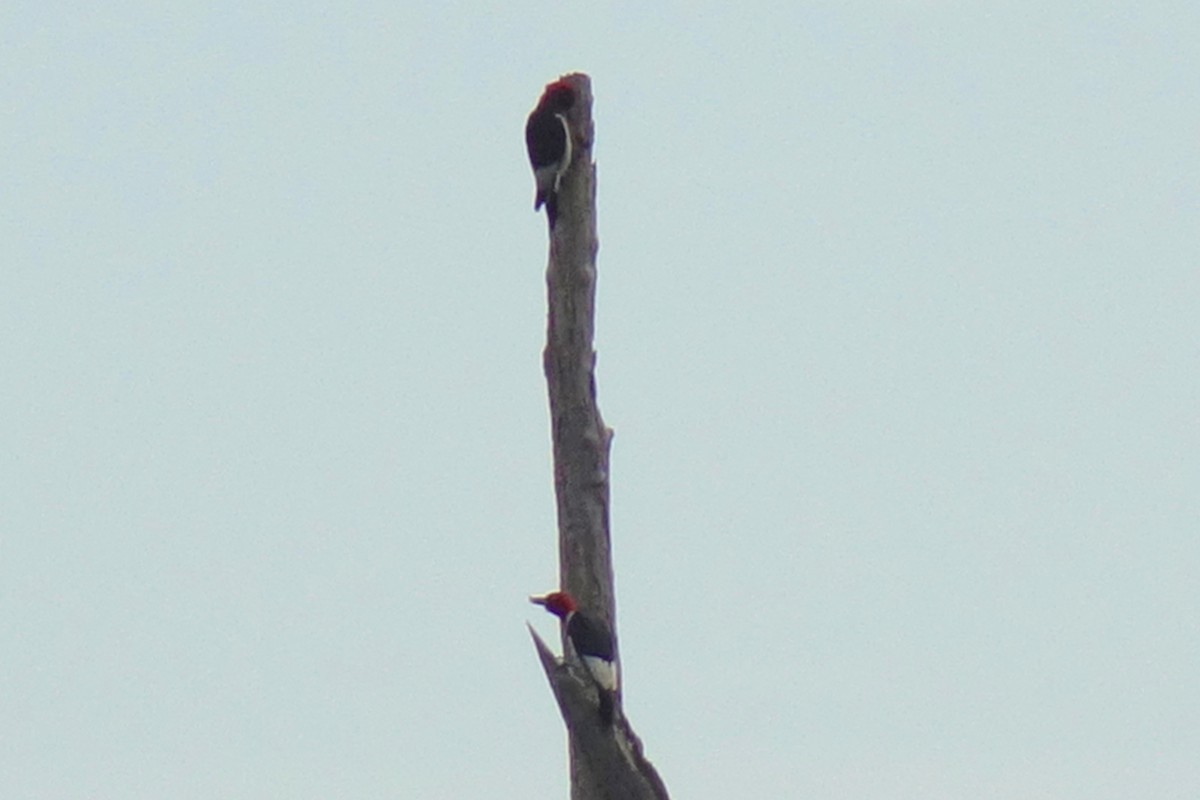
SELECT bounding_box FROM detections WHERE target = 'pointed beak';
[529,594,549,607]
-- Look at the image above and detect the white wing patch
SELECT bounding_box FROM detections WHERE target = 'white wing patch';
[581,655,618,692]
[553,113,572,192]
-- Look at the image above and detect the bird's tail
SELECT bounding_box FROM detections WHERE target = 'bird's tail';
[597,691,614,726]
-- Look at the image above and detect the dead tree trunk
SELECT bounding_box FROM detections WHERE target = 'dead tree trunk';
[528,73,670,800]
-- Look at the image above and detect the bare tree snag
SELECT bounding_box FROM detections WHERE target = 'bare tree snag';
[530,73,670,800]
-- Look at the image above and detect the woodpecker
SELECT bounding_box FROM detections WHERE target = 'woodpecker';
[530,590,617,724]
[524,81,576,228]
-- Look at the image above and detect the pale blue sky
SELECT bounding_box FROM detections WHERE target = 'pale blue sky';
[2,2,1197,798]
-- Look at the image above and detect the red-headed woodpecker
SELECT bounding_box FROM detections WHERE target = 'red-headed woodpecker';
[525,81,576,228]
[530,589,617,724]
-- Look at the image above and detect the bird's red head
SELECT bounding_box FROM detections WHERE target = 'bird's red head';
[540,81,576,112]
[530,590,577,618]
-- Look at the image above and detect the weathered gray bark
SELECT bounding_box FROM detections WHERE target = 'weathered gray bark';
[530,626,670,800]
[533,73,669,800]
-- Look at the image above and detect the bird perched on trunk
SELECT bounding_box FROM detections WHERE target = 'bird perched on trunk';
[530,589,617,724]
[524,81,576,228]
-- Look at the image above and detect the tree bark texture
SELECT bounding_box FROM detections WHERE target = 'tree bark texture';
[534,73,669,800]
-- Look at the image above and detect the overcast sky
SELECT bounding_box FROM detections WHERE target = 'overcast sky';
[2,2,1197,798]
